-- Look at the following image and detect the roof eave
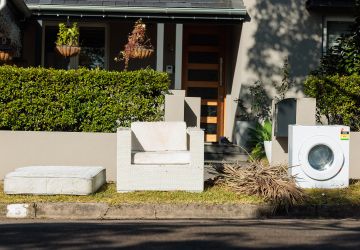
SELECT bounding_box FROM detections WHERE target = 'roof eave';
[26,4,247,17]
[10,0,31,17]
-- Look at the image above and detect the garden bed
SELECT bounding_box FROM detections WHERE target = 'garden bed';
[0,182,263,205]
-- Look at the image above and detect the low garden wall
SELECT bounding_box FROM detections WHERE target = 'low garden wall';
[0,130,359,181]
[0,131,117,181]
[350,132,360,179]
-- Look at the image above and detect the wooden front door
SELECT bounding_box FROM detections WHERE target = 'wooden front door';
[182,26,226,142]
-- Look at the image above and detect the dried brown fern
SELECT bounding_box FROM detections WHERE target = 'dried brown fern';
[214,161,305,209]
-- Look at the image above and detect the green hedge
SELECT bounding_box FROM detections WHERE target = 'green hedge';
[304,74,360,131]
[0,66,169,132]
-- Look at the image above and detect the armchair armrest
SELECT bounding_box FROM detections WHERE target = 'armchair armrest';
[187,127,204,169]
[117,127,132,168]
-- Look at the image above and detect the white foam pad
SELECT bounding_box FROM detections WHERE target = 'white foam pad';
[4,166,106,195]
[132,151,191,165]
[131,122,187,151]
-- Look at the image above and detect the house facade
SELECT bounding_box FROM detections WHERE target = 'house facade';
[2,0,357,143]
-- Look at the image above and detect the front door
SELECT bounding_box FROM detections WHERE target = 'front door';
[182,26,226,142]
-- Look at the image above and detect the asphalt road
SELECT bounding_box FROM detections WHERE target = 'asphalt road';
[0,219,359,249]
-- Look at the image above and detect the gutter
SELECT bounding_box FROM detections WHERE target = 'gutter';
[27,4,247,16]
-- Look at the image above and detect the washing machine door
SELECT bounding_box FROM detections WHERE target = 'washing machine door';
[298,135,344,181]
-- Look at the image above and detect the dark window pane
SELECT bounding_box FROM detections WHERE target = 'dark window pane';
[79,27,105,69]
[44,26,70,69]
[327,21,352,50]
[188,87,217,99]
[189,52,218,64]
[189,34,219,46]
[201,105,217,117]
[188,70,218,81]
[201,123,217,134]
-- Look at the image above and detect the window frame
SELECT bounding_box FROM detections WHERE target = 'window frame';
[322,16,355,54]
[41,21,109,69]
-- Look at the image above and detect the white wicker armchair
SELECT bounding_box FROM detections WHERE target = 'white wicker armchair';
[117,121,204,192]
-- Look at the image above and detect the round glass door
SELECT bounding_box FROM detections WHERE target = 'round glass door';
[308,144,334,171]
[298,135,344,181]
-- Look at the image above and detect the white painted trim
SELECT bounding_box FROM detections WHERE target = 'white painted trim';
[41,21,109,69]
[322,16,355,54]
[156,23,164,72]
[175,24,183,90]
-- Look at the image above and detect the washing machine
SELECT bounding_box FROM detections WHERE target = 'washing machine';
[288,125,350,189]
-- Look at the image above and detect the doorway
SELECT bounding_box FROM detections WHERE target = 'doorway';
[182,25,226,142]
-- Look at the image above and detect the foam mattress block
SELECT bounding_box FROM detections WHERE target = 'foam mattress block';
[4,166,106,195]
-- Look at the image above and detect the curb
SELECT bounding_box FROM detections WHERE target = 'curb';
[1,203,359,220]
[0,203,274,220]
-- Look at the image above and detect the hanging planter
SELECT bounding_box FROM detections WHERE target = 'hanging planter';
[55,22,80,58]
[0,41,14,62]
[0,7,22,58]
[0,50,13,61]
[114,19,154,70]
[132,46,154,59]
[55,45,81,58]
[0,50,13,62]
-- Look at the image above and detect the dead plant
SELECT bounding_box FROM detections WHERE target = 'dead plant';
[214,161,306,209]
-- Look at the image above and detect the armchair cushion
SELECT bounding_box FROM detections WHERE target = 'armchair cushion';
[132,151,191,165]
[131,122,187,151]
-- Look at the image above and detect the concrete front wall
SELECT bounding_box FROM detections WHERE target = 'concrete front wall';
[0,131,116,182]
[225,0,323,141]
[350,132,360,179]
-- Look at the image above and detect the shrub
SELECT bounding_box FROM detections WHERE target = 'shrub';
[247,119,272,160]
[215,161,305,209]
[0,66,169,132]
[304,74,360,131]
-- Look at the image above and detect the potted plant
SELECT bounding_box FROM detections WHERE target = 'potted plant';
[0,36,15,62]
[235,80,271,152]
[114,19,154,70]
[55,22,80,57]
[248,119,272,161]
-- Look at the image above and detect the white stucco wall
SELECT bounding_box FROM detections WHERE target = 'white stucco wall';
[225,0,323,141]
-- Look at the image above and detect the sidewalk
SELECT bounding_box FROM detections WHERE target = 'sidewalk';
[2,202,360,220]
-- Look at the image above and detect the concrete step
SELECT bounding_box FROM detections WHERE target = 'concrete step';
[204,143,249,163]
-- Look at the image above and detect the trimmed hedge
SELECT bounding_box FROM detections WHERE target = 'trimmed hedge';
[0,66,169,132]
[304,74,360,131]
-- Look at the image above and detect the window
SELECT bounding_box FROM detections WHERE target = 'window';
[323,18,354,53]
[78,27,105,69]
[42,22,108,69]
[327,21,353,49]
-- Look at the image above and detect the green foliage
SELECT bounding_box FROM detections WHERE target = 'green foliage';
[0,66,169,132]
[313,4,360,76]
[248,119,272,160]
[273,58,293,101]
[237,81,271,121]
[55,22,80,47]
[304,74,360,131]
